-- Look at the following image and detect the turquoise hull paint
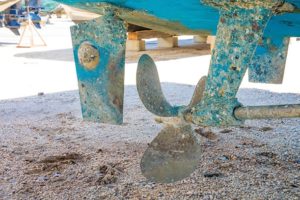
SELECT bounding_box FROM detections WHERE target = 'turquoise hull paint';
[57,0,300,37]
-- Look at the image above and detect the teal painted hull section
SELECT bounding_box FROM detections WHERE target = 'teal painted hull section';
[57,0,300,37]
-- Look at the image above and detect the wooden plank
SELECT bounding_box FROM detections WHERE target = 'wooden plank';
[194,35,207,43]
[128,30,174,40]
[127,24,150,32]
[206,35,215,51]
[61,4,100,23]
[157,37,178,48]
[0,0,20,12]
[126,39,145,51]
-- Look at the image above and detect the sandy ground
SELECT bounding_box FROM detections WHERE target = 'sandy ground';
[0,18,299,199]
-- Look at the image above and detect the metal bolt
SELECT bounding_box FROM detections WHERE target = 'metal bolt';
[78,42,100,70]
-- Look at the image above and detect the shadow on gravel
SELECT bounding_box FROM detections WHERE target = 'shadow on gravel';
[14,39,210,63]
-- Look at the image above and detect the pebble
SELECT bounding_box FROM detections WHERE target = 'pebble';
[220,129,232,133]
[202,194,214,200]
[259,127,273,132]
[37,176,48,182]
[53,172,61,178]
[219,155,230,161]
[204,172,222,178]
[195,128,217,140]
[97,149,103,153]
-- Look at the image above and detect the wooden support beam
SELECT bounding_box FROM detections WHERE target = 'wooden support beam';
[126,39,146,51]
[128,30,174,40]
[157,36,178,48]
[194,35,208,43]
[17,20,47,48]
[206,35,216,51]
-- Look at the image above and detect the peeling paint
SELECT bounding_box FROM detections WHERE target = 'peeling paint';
[70,10,127,124]
[135,1,294,127]
[189,2,277,126]
[248,36,289,84]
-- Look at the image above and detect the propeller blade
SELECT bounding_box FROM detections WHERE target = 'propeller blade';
[140,123,201,183]
[188,76,207,108]
[136,54,181,117]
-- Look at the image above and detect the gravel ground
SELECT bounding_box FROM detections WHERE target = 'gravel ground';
[0,84,299,199]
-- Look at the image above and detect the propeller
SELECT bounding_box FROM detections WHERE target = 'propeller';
[137,54,206,183]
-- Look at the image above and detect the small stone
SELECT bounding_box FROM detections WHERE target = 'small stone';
[97,149,103,153]
[239,125,252,130]
[51,176,65,182]
[24,157,35,163]
[53,172,61,177]
[256,152,277,158]
[202,194,213,200]
[195,128,217,140]
[259,127,273,132]
[101,174,117,184]
[219,155,230,161]
[38,92,44,96]
[290,183,298,188]
[204,172,222,178]
[220,129,232,133]
[96,164,120,184]
[37,176,48,182]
